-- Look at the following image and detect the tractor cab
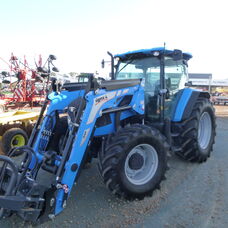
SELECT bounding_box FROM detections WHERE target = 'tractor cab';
[112,48,192,122]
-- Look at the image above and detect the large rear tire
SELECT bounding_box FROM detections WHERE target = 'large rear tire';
[173,98,216,162]
[98,124,169,200]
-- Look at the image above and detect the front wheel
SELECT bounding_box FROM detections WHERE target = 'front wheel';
[98,124,169,200]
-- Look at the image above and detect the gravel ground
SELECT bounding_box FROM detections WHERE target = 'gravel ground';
[0,109,227,227]
[214,104,228,117]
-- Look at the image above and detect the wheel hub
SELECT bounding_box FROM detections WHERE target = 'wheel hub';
[124,144,159,185]
[12,138,19,146]
[10,135,26,148]
[128,153,144,170]
[198,112,212,150]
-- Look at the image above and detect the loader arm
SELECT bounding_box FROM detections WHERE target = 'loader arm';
[52,79,144,215]
[0,78,144,222]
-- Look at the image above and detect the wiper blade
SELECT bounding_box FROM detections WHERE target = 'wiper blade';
[117,59,134,74]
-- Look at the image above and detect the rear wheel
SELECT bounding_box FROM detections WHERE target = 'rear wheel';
[2,128,28,154]
[98,124,169,200]
[173,98,216,162]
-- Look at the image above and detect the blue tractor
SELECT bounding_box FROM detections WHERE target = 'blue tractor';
[0,48,216,222]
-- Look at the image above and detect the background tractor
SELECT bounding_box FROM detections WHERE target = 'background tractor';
[0,48,216,222]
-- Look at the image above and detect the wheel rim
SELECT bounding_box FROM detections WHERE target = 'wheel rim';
[124,144,158,185]
[198,112,212,150]
[11,134,26,148]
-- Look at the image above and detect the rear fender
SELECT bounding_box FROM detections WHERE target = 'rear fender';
[172,88,210,122]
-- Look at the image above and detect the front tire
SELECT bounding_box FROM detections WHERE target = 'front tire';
[98,124,169,200]
[49,116,68,154]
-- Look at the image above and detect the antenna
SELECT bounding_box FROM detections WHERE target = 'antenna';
[163,42,166,51]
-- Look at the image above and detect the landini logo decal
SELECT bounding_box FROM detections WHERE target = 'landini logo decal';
[87,91,116,124]
[95,95,108,105]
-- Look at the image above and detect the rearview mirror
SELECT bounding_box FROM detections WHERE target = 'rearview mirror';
[101,59,105,68]
[49,55,57,61]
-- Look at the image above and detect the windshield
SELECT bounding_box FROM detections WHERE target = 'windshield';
[115,57,160,80]
[115,57,187,91]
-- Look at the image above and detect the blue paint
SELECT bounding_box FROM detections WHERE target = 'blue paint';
[54,83,145,215]
[32,90,84,160]
[172,88,193,122]
[115,47,192,61]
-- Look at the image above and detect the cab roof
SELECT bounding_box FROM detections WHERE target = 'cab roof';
[114,47,192,61]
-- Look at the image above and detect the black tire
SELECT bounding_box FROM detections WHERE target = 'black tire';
[49,98,83,153]
[173,98,216,162]
[98,124,169,200]
[48,116,68,153]
[2,128,28,154]
[49,115,92,166]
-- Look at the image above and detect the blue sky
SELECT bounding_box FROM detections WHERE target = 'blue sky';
[0,0,227,79]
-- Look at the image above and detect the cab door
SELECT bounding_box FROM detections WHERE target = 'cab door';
[163,58,188,119]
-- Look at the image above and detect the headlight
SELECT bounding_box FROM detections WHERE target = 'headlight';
[153,51,160,56]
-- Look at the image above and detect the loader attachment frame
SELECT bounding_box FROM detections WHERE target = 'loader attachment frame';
[0,75,144,222]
